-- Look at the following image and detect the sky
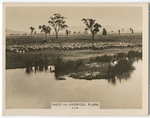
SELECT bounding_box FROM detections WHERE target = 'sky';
[6,7,142,33]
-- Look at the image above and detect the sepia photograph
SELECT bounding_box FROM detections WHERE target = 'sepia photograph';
[2,2,148,116]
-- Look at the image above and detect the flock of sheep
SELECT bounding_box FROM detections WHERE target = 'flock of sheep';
[6,42,142,54]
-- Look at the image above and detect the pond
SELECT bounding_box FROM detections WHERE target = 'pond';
[5,59,142,109]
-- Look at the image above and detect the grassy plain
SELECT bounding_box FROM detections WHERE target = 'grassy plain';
[6,33,142,45]
[6,33,142,69]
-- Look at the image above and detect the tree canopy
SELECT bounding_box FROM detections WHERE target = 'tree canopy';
[39,25,51,37]
[129,28,134,34]
[30,27,35,35]
[102,28,107,35]
[118,30,120,35]
[48,13,68,39]
[82,18,101,39]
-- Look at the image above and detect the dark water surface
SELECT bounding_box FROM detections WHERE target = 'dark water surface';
[6,59,142,109]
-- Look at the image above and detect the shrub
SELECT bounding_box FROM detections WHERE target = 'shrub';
[107,59,134,75]
[117,52,127,59]
[127,50,142,58]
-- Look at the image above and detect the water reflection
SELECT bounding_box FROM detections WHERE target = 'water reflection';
[34,66,38,73]
[54,72,59,80]
[26,65,48,73]
[25,67,33,74]
[107,70,133,85]
[135,57,142,63]
[39,65,44,71]
[107,77,116,85]
[116,70,133,83]
[53,72,66,80]
[6,58,142,109]
[24,58,142,84]
[25,65,64,80]
[45,65,48,71]
[26,65,49,73]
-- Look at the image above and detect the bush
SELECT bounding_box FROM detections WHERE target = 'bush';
[127,50,142,58]
[107,59,134,75]
[117,52,126,59]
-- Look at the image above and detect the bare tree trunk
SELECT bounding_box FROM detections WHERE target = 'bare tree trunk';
[45,33,47,38]
[132,30,134,34]
[92,34,94,48]
[55,29,58,39]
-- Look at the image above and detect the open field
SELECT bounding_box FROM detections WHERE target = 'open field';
[6,33,142,69]
[6,47,142,69]
[6,33,142,45]
[5,6,143,110]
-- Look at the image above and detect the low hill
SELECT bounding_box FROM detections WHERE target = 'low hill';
[6,29,29,35]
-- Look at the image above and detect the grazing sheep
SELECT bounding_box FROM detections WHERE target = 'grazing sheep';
[23,50,25,54]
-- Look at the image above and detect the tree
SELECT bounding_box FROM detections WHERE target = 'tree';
[102,28,107,36]
[66,30,69,36]
[129,28,134,34]
[122,28,124,33]
[34,31,37,38]
[48,13,68,39]
[118,30,120,35]
[34,31,36,35]
[82,18,101,46]
[85,28,88,34]
[30,27,35,36]
[68,31,71,34]
[39,25,51,37]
